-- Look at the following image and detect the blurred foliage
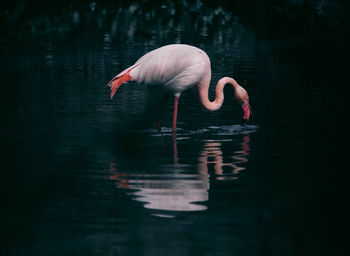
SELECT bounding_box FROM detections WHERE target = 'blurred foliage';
[0,0,346,39]
[0,0,246,44]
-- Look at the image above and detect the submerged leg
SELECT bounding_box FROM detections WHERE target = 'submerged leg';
[172,96,179,134]
[173,133,178,164]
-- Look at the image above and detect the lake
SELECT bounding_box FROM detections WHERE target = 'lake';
[1,1,346,255]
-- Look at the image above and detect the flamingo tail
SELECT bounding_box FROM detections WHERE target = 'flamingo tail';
[106,69,133,99]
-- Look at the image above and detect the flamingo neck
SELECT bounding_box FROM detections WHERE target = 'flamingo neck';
[198,76,239,111]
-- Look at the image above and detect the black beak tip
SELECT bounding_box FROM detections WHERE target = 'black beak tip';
[240,118,248,126]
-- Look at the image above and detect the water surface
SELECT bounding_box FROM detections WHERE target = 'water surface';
[1,2,331,255]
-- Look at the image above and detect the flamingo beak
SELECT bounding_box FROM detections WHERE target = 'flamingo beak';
[241,102,251,125]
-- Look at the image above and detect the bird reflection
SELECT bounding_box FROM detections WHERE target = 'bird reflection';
[110,163,209,213]
[110,133,250,214]
[197,134,250,180]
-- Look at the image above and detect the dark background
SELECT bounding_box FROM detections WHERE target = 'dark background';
[1,0,349,255]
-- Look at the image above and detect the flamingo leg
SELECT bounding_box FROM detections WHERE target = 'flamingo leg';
[172,96,179,134]
[173,134,178,164]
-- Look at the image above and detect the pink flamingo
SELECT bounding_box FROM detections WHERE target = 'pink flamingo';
[106,44,251,133]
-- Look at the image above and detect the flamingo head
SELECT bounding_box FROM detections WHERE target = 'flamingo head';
[234,86,251,125]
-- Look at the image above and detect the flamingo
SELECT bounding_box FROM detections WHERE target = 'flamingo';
[106,44,251,133]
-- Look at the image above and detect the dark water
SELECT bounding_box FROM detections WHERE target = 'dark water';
[1,2,347,255]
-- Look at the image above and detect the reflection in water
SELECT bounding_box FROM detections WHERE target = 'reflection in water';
[110,133,250,216]
[110,163,209,214]
[198,134,250,181]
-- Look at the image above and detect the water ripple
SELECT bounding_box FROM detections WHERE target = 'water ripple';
[145,124,259,136]
[109,125,256,217]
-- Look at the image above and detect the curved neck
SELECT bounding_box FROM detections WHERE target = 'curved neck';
[198,76,240,111]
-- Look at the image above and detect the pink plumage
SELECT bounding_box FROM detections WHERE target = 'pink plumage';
[106,44,251,132]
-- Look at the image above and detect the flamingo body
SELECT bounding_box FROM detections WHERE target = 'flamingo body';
[114,44,208,96]
[107,44,251,132]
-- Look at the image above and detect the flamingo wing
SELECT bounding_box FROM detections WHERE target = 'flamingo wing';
[130,44,209,94]
[107,44,210,98]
